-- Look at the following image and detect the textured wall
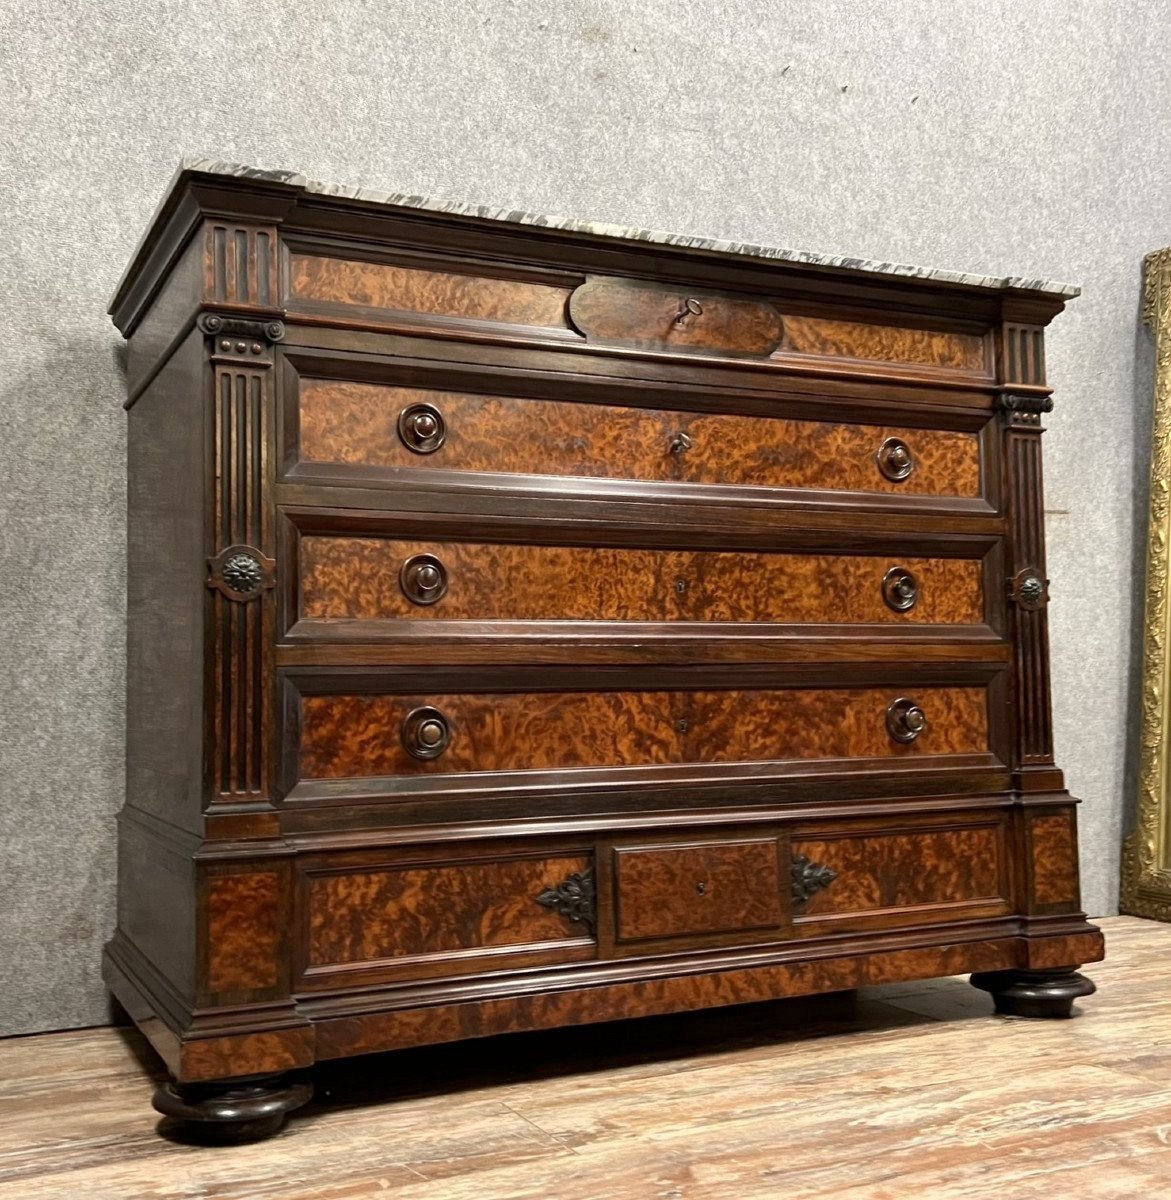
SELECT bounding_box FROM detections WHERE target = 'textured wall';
[1,0,1169,1035]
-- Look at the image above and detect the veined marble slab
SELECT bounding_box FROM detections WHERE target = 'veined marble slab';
[119,157,1082,302]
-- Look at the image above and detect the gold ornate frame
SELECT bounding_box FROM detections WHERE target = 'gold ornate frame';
[1122,247,1171,919]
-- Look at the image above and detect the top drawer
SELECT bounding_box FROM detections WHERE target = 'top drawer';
[285,251,991,377]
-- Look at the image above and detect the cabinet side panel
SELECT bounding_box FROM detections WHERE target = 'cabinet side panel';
[126,329,206,833]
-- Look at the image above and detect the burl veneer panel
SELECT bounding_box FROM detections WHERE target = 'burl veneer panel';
[298,686,989,779]
[205,872,280,993]
[299,537,984,626]
[1029,811,1080,908]
[315,939,1022,1060]
[782,315,987,372]
[615,838,784,941]
[568,277,784,355]
[288,254,571,328]
[297,380,982,497]
[792,824,1004,918]
[306,854,592,966]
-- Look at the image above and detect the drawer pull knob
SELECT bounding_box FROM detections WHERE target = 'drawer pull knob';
[668,432,694,455]
[402,706,452,760]
[400,554,449,605]
[673,297,704,327]
[886,697,928,743]
[882,566,920,612]
[876,437,914,482]
[398,403,446,453]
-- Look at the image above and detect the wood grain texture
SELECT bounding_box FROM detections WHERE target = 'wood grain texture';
[289,253,572,328]
[2,919,1154,1200]
[792,824,1004,918]
[206,872,281,993]
[297,686,990,779]
[614,837,785,942]
[568,277,784,355]
[305,854,593,967]
[1029,810,1080,908]
[783,314,988,372]
[297,379,982,497]
[299,537,985,625]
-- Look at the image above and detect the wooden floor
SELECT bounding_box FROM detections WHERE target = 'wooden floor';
[1,916,1167,1199]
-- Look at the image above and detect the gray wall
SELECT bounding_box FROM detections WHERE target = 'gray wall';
[1,0,1167,1035]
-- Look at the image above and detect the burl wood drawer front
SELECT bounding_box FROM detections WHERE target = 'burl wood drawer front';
[289,253,573,330]
[302,852,593,980]
[791,820,1009,931]
[614,836,787,943]
[297,379,981,499]
[297,686,989,780]
[287,255,987,373]
[298,537,983,626]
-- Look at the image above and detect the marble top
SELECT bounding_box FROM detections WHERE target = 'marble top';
[117,157,1082,303]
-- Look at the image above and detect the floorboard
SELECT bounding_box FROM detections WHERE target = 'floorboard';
[0,916,1162,1200]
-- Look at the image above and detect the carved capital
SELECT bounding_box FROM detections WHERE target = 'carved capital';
[999,392,1054,428]
[198,312,285,365]
[536,870,596,935]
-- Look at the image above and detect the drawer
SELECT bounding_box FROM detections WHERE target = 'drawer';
[294,377,982,501]
[790,816,1012,933]
[295,535,984,627]
[291,684,993,786]
[613,834,788,944]
[286,253,989,374]
[297,846,597,989]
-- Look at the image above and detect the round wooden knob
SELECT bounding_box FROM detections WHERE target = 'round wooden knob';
[400,554,449,605]
[402,706,452,760]
[398,403,446,454]
[886,697,927,743]
[882,566,920,612]
[876,437,914,482]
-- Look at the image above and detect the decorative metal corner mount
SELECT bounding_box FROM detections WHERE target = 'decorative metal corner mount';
[792,855,837,906]
[1010,569,1050,611]
[207,544,276,602]
[998,392,1054,428]
[536,869,596,935]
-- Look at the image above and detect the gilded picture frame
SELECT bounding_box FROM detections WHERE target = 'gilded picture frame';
[1122,247,1171,919]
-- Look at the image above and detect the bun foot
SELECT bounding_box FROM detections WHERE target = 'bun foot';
[153,1074,313,1143]
[970,967,1096,1018]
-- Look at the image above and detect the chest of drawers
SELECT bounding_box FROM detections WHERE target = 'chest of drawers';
[105,161,1103,1141]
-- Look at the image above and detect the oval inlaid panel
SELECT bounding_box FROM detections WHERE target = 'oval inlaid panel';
[297,686,989,779]
[299,537,984,626]
[298,380,982,498]
[568,277,784,356]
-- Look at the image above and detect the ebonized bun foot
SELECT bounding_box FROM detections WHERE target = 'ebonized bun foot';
[970,967,1096,1018]
[153,1074,313,1143]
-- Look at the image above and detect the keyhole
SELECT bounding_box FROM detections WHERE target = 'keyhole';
[675,578,688,595]
[696,881,707,895]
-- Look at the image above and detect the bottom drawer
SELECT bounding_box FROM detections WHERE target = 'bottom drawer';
[791,816,1012,933]
[286,811,1012,994]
